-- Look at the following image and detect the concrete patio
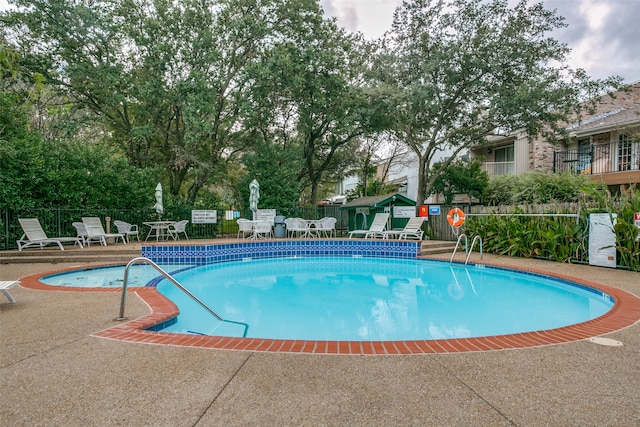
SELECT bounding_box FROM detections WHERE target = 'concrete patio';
[1,245,639,426]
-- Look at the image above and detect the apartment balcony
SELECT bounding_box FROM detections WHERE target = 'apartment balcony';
[481,161,515,176]
[553,142,640,186]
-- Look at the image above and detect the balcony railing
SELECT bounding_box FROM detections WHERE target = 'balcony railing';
[553,142,640,175]
[481,161,515,176]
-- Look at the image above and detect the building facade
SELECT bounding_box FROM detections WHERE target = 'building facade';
[469,81,640,191]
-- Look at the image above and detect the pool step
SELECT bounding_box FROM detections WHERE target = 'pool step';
[0,247,141,264]
[420,240,457,256]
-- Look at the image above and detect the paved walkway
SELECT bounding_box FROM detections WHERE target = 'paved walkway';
[1,247,639,426]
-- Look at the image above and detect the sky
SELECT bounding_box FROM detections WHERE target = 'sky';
[1,0,638,84]
[320,0,640,84]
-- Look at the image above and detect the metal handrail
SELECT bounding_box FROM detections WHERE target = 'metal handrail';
[450,233,468,263]
[465,235,483,265]
[116,257,248,337]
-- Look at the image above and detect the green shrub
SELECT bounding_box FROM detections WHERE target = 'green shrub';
[483,172,598,205]
[466,186,640,270]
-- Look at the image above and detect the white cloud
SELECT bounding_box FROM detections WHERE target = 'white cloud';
[323,0,640,84]
[321,0,402,39]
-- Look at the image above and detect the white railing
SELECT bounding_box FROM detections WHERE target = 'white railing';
[481,162,515,176]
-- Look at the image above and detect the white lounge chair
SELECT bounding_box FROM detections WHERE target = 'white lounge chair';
[114,220,140,242]
[0,280,19,304]
[82,217,126,245]
[167,220,189,240]
[17,218,84,251]
[382,217,425,240]
[348,213,390,239]
[72,221,106,247]
[72,222,88,246]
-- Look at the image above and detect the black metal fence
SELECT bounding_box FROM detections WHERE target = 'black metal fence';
[553,141,640,175]
[0,205,352,250]
[1,204,472,250]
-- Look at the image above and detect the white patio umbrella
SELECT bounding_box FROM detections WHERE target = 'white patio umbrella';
[249,179,260,219]
[153,183,163,218]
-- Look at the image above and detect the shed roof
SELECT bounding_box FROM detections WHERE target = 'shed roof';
[341,193,415,209]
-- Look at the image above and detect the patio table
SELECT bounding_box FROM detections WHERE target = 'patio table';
[143,221,175,241]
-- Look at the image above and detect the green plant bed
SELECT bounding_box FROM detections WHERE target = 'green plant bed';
[466,187,640,271]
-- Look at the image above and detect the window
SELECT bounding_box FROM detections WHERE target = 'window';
[493,145,514,175]
[577,139,591,173]
[617,134,638,171]
[495,145,513,161]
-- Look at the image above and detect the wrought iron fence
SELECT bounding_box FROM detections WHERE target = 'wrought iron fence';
[0,205,352,250]
[553,141,640,175]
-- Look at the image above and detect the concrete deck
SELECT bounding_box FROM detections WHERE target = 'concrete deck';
[1,243,639,426]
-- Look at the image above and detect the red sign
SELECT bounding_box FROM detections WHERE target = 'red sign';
[419,205,429,217]
[635,212,640,222]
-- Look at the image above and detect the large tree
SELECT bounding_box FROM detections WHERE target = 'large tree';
[377,0,620,203]
[250,7,385,204]
[3,0,292,203]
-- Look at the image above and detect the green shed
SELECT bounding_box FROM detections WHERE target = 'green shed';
[341,193,418,232]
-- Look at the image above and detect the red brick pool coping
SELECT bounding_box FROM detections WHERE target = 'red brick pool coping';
[18,261,640,354]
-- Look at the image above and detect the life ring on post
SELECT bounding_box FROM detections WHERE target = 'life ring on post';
[447,208,466,228]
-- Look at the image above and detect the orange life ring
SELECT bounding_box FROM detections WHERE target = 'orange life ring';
[447,208,465,227]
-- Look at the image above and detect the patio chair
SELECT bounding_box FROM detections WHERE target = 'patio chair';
[0,280,19,304]
[114,220,140,243]
[237,219,254,239]
[17,218,84,251]
[252,220,272,239]
[317,217,337,237]
[382,217,425,240]
[284,218,308,238]
[82,217,126,245]
[348,213,390,239]
[167,220,189,240]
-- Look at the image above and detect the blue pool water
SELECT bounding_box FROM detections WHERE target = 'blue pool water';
[152,257,613,341]
[41,264,186,288]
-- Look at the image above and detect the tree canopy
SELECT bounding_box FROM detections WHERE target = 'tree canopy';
[0,0,620,210]
[376,0,619,203]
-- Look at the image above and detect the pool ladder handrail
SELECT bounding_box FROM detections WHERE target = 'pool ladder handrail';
[116,257,249,337]
[450,234,483,265]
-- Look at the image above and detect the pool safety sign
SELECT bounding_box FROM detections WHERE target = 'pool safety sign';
[589,213,617,268]
[192,210,217,224]
[393,206,416,218]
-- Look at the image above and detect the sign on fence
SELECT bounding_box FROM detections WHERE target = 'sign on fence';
[393,206,416,218]
[225,210,240,220]
[256,209,276,222]
[191,210,217,224]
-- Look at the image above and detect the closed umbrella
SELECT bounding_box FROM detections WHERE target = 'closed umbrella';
[249,179,260,219]
[153,183,163,218]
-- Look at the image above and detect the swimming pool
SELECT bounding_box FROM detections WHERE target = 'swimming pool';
[39,254,614,341]
[154,257,613,341]
[25,239,639,354]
